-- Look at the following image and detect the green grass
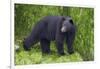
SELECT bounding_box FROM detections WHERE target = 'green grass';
[15,43,83,65]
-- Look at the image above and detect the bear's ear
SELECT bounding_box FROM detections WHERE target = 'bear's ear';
[69,19,73,24]
[65,16,74,24]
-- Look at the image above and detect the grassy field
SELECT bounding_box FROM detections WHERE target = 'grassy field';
[14,4,94,65]
[15,43,83,65]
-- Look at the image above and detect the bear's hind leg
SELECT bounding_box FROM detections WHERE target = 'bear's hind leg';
[40,39,50,54]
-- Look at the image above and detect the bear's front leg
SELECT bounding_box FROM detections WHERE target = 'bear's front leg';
[55,31,65,55]
[66,25,76,54]
[56,41,65,55]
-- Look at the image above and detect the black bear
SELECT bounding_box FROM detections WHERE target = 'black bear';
[23,16,76,55]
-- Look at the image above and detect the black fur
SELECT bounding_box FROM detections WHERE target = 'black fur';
[23,16,76,55]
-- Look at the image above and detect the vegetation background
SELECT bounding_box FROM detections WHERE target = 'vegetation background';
[15,4,94,65]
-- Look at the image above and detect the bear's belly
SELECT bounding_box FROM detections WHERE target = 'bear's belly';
[40,31,56,41]
[48,31,56,40]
